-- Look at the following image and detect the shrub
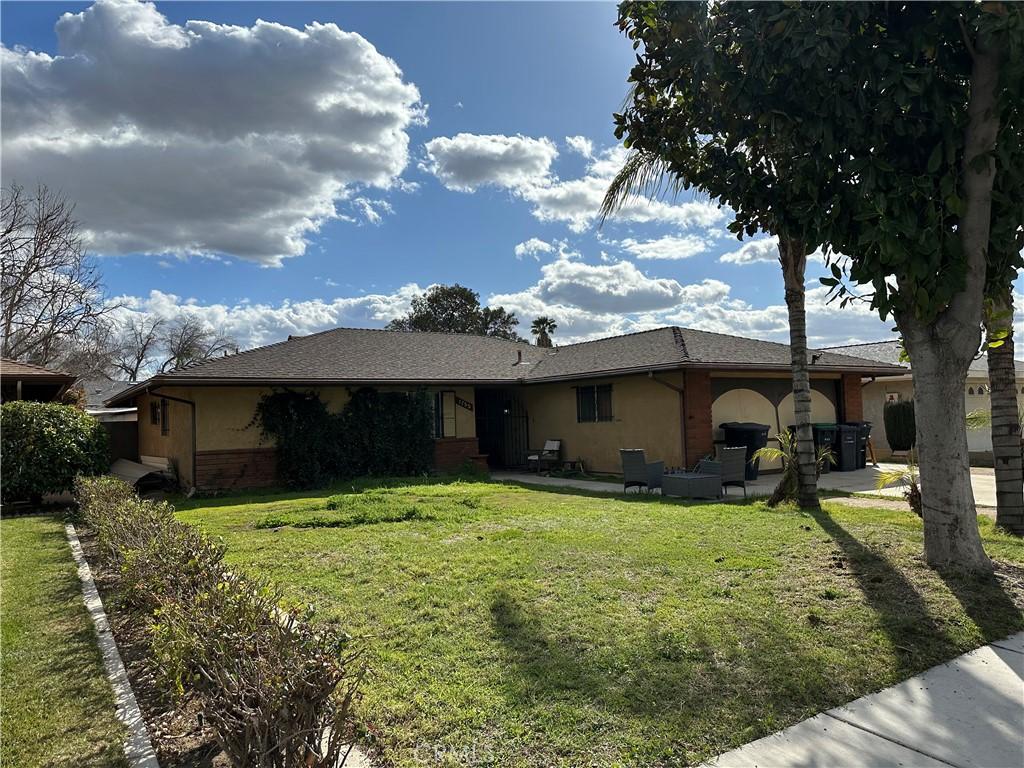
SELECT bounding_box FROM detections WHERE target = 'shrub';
[251,387,435,488]
[153,582,362,768]
[1,401,109,501]
[73,476,362,767]
[883,400,916,452]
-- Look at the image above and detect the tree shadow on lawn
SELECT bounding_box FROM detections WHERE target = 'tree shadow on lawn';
[808,509,1022,665]
[488,587,848,762]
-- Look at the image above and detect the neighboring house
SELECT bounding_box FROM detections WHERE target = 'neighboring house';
[107,326,903,491]
[0,358,76,403]
[821,340,1024,460]
[79,378,139,462]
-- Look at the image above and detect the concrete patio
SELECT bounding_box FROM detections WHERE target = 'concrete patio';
[492,463,998,509]
[707,633,1024,768]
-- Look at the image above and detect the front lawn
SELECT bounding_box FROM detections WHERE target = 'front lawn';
[176,480,1024,767]
[0,515,127,768]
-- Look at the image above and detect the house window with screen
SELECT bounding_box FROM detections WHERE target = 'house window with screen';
[160,398,169,436]
[150,400,161,425]
[576,384,612,423]
[434,391,457,437]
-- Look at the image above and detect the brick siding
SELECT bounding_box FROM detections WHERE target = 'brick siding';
[841,373,864,422]
[434,437,485,472]
[195,448,277,491]
[683,370,714,464]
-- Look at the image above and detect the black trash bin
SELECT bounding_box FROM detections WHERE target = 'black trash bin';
[845,421,872,469]
[813,423,838,473]
[720,422,771,480]
[834,424,859,471]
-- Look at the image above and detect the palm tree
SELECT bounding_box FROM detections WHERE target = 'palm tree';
[602,150,823,511]
[531,317,557,348]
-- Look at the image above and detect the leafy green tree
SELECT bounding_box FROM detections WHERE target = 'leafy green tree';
[697,2,1019,569]
[531,316,557,348]
[610,2,1022,569]
[605,2,839,509]
[386,284,523,340]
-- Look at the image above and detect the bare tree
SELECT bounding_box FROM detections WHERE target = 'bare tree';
[159,315,236,372]
[1,183,113,364]
[52,319,120,380]
[113,315,167,381]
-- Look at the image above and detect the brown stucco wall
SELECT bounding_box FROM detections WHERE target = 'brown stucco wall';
[520,372,684,474]
[137,384,478,490]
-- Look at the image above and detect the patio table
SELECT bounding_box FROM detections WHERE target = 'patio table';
[662,471,722,499]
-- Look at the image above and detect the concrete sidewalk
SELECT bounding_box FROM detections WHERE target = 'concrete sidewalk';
[708,633,1024,768]
[491,464,997,509]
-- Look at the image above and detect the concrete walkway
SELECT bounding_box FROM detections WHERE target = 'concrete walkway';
[492,464,998,508]
[707,633,1024,768]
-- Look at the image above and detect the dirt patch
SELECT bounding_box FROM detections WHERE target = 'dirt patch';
[80,530,229,767]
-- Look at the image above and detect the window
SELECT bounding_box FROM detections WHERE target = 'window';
[576,384,612,423]
[160,398,169,436]
[434,391,456,438]
[150,400,161,425]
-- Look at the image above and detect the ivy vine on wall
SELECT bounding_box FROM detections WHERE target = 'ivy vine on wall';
[251,388,435,488]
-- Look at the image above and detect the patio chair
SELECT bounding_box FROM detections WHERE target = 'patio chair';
[620,449,663,493]
[715,445,748,497]
[527,439,562,473]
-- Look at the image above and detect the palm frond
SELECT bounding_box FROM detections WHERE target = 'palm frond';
[965,408,992,430]
[753,446,788,465]
[599,150,683,227]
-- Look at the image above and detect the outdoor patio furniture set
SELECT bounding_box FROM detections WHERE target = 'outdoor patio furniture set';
[526,439,748,500]
[620,446,748,499]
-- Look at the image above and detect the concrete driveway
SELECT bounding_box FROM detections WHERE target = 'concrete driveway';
[746,463,997,508]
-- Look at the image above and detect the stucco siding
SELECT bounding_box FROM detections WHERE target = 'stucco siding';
[866,375,1024,458]
[521,373,684,474]
[137,389,194,487]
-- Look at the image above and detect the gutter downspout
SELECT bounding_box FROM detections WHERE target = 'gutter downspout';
[648,371,688,469]
[150,388,197,491]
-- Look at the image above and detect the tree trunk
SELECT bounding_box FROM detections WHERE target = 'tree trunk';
[896,29,1001,572]
[902,326,991,570]
[986,289,1024,534]
[778,236,819,510]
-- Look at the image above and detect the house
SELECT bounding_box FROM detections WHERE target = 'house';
[106,326,904,491]
[0,358,76,403]
[821,340,1024,462]
[78,378,139,462]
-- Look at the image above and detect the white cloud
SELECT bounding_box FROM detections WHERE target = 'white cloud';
[422,137,725,234]
[111,284,425,352]
[1,0,424,265]
[615,234,710,260]
[513,237,555,261]
[422,133,557,192]
[719,236,780,265]
[491,254,712,315]
[565,135,594,158]
[352,198,394,225]
[521,148,725,233]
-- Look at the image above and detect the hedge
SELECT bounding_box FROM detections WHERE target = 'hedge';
[74,477,362,767]
[1,401,109,502]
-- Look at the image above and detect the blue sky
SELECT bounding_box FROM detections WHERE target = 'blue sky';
[3,0,1018,350]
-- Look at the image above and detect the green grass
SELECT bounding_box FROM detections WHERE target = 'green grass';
[1,515,127,768]
[177,479,1024,767]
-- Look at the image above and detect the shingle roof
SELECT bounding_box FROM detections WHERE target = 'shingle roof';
[820,340,1024,377]
[77,378,134,408]
[0,357,75,380]
[108,326,906,405]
